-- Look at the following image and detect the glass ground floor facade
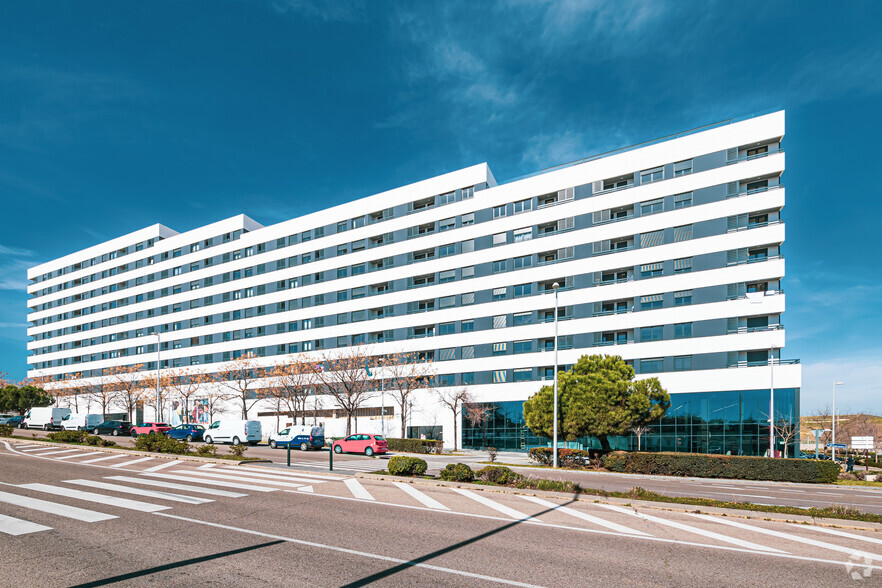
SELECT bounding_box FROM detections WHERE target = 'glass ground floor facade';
[462,388,800,457]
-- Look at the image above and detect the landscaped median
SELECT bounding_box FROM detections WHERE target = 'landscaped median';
[370,459,882,525]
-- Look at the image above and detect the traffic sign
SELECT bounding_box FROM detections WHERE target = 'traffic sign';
[826,443,847,449]
[852,436,874,450]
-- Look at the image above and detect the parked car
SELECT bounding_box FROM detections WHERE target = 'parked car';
[166,424,205,442]
[130,422,172,437]
[332,434,388,456]
[202,420,261,445]
[268,425,325,450]
[23,407,71,430]
[0,414,15,425]
[92,420,133,436]
[61,413,103,431]
[7,415,25,428]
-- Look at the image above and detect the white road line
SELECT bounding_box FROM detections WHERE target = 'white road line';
[0,513,53,535]
[105,476,247,498]
[19,483,171,513]
[64,479,213,505]
[727,493,777,500]
[596,504,786,553]
[109,457,153,468]
[13,444,47,449]
[138,472,278,492]
[54,453,100,460]
[168,470,304,490]
[20,447,63,453]
[518,496,648,536]
[687,514,882,562]
[197,464,217,469]
[30,449,82,457]
[141,461,178,472]
[0,489,116,522]
[393,482,449,510]
[817,492,845,496]
[79,454,126,464]
[208,468,328,485]
[777,489,806,493]
[297,485,314,493]
[155,512,543,588]
[804,525,882,547]
[344,478,375,501]
[218,466,340,481]
[450,488,533,520]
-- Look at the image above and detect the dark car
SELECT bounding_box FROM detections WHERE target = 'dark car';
[8,415,25,428]
[166,424,205,442]
[92,420,133,436]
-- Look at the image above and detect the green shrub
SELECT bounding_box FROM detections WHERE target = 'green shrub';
[387,456,428,476]
[0,425,13,437]
[99,439,117,447]
[515,477,582,493]
[476,466,521,485]
[385,438,444,454]
[601,451,841,483]
[228,443,247,458]
[134,432,189,455]
[528,447,593,468]
[47,430,89,444]
[439,463,474,482]
[196,444,218,457]
[85,435,102,446]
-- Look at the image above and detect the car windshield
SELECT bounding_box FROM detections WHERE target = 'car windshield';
[120,422,132,425]
[311,428,323,436]
[374,435,385,440]
[192,425,205,430]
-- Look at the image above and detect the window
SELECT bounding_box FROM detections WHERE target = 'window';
[492,342,507,355]
[173,266,182,276]
[674,257,692,273]
[514,227,532,242]
[673,159,692,176]
[439,295,455,308]
[748,247,768,262]
[513,368,532,382]
[439,244,455,257]
[640,358,663,373]
[461,239,475,254]
[640,198,664,216]
[440,217,455,232]
[640,167,663,184]
[492,232,507,246]
[640,230,664,248]
[337,221,348,233]
[337,290,348,302]
[462,372,475,385]
[439,322,455,335]
[674,322,692,339]
[337,268,348,279]
[492,260,506,273]
[640,326,663,341]
[461,292,475,305]
[674,355,692,371]
[492,370,507,383]
[674,290,693,306]
[439,374,456,386]
[513,340,531,354]
[439,191,455,205]
[513,283,532,298]
[746,179,768,193]
[461,345,475,360]
[439,269,455,283]
[513,199,532,214]
[673,224,693,242]
[462,319,475,332]
[640,294,663,310]
[747,145,768,158]
[514,255,532,269]
[461,212,474,226]
[493,205,506,218]
[640,262,663,278]
[492,315,507,329]
[461,266,475,279]
[352,264,365,275]
[513,312,531,326]
[439,348,455,361]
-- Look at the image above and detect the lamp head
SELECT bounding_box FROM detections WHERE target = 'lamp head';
[834,381,845,386]
[552,282,559,291]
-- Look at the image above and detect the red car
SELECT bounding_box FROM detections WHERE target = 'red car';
[332,434,388,456]
[131,422,172,437]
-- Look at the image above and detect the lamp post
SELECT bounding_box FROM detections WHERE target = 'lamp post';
[672,404,684,453]
[769,345,777,457]
[152,332,161,422]
[832,381,844,461]
[552,282,559,469]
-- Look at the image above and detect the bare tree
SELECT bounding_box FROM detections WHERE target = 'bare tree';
[774,418,799,458]
[269,355,314,425]
[434,387,471,451]
[217,352,267,419]
[54,372,88,412]
[464,402,495,449]
[383,350,435,438]
[107,364,148,422]
[311,346,375,436]
[631,425,651,451]
[164,369,214,424]
[90,372,116,420]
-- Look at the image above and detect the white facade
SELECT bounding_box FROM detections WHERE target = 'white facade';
[27,111,799,450]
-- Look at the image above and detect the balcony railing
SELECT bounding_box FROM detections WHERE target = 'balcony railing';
[726,183,783,199]
[592,339,635,347]
[726,219,783,234]
[726,325,784,334]
[725,148,783,165]
[593,213,634,226]
[728,358,801,368]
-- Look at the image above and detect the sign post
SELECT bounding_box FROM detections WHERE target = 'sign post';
[852,436,874,472]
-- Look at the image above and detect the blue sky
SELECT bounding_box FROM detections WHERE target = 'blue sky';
[1,1,879,414]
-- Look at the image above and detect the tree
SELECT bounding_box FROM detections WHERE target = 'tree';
[630,425,651,451]
[311,346,375,436]
[435,387,471,451]
[523,355,670,452]
[464,401,495,449]
[269,355,314,425]
[0,384,54,415]
[164,369,214,424]
[55,372,89,412]
[91,372,116,419]
[773,418,798,458]
[218,352,267,419]
[384,350,436,438]
[107,364,148,422]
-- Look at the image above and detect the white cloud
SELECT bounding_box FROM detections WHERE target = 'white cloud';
[270,0,366,22]
[0,244,38,291]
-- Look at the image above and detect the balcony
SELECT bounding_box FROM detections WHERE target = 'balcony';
[725,147,783,165]
[728,358,800,368]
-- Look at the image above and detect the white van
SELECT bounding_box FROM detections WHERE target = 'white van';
[23,407,72,430]
[202,420,262,446]
[61,413,103,431]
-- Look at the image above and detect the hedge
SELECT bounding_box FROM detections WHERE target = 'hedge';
[439,463,475,482]
[529,447,593,468]
[134,432,190,455]
[602,451,840,483]
[385,437,443,455]
[387,456,428,476]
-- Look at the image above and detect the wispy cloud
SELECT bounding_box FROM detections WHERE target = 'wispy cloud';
[270,0,366,22]
[0,244,38,291]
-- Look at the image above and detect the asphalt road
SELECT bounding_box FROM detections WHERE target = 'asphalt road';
[13,428,882,515]
[2,439,881,586]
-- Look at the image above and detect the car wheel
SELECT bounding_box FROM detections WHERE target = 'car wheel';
[131,431,137,438]
[334,444,342,454]
[232,436,241,445]
[112,429,119,436]
[44,424,50,431]
[93,428,99,435]
[270,440,277,449]
[300,442,308,451]
[365,447,374,457]
[186,434,193,442]
[204,435,213,444]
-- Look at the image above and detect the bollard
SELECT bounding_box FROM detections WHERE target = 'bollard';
[287,442,291,467]
[329,445,334,471]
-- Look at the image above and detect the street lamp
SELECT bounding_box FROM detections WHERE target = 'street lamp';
[552,281,559,469]
[832,381,845,461]
[671,404,685,453]
[152,332,161,422]
[768,345,777,457]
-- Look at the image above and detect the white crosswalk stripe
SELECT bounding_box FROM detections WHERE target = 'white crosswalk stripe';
[141,461,178,472]
[803,525,882,546]
[216,466,339,481]
[207,468,329,485]
[392,482,449,510]
[64,479,213,505]
[167,470,304,490]
[19,483,171,513]
[109,457,153,469]
[54,453,98,460]
[517,496,648,536]
[13,444,46,449]
[29,449,82,457]
[0,513,53,535]
[139,471,278,492]
[344,478,374,501]
[105,476,247,498]
[0,489,116,522]
[596,505,786,553]
[79,454,126,464]
[20,447,61,453]
[449,488,533,520]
